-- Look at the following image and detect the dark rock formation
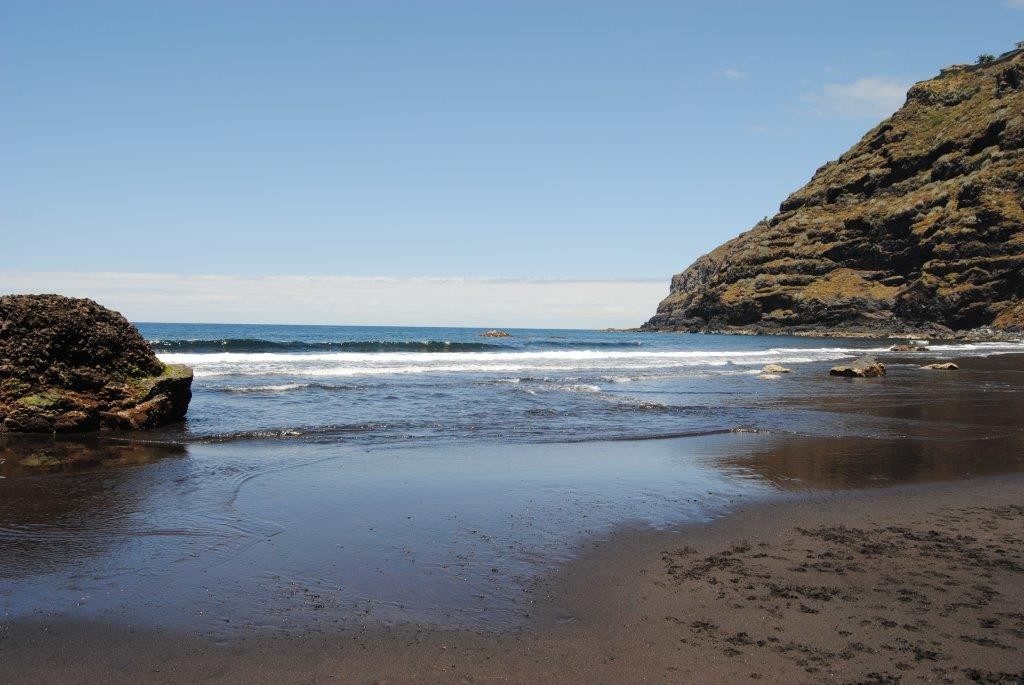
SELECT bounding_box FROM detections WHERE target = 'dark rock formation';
[645,46,1024,337]
[923,362,959,370]
[890,344,929,352]
[0,294,192,433]
[829,356,886,378]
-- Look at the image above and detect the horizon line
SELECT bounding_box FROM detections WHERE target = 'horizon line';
[0,269,669,286]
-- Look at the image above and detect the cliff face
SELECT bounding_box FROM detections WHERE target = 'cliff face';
[644,47,1024,337]
[0,295,193,433]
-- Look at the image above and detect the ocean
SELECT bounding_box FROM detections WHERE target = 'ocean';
[139,322,1023,446]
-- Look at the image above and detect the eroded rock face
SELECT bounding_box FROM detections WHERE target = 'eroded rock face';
[645,48,1024,337]
[0,294,192,433]
[993,300,1024,332]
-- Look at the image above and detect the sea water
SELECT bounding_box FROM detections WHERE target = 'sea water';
[139,322,1024,445]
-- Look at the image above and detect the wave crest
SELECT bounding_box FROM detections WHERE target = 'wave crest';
[151,338,503,353]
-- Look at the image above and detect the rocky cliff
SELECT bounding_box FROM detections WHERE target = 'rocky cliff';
[644,46,1024,337]
[0,295,192,433]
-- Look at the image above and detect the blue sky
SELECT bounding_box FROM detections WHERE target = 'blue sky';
[1,2,1022,324]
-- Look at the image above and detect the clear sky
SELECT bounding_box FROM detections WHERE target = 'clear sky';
[2,1,1022,325]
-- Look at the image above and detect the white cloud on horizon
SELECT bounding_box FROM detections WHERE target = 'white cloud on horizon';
[721,68,746,80]
[804,76,910,118]
[0,271,669,329]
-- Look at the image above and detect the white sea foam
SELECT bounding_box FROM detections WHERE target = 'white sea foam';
[216,383,309,393]
[158,341,1024,380]
[557,384,603,394]
[161,347,880,365]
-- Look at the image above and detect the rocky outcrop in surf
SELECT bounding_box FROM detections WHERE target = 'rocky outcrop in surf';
[644,45,1024,337]
[829,356,886,378]
[0,294,192,433]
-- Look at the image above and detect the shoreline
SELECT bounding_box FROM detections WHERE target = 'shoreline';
[628,325,1024,342]
[3,474,1023,683]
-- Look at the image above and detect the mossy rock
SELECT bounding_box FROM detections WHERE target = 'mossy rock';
[0,295,193,434]
[16,390,63,409]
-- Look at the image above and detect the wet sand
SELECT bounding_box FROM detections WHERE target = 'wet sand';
[3,475,1023,683]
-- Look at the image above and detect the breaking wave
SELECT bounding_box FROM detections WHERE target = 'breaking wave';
[158,346,887,379]
[151,338,503,353]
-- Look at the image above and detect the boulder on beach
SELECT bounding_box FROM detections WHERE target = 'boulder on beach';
[0,294,193,433]
[761,364,791,374]
[479,329,512,338]
[829,356,886,378]
[923,362,959,370]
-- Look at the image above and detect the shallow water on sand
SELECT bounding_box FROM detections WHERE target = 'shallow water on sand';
[1,436,766,631]
[1,332,1023,634]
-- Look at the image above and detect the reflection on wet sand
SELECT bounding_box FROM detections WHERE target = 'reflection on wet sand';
[0,438,187,577]
[729,353,1024,488]
[778,353,1024,440]
[0,435,186,477]
[721,434,1024,490]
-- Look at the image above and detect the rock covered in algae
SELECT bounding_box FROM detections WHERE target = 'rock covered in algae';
[0,294,192,433]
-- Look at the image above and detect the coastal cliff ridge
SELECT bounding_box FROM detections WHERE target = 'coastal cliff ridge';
[644,46,1024,337]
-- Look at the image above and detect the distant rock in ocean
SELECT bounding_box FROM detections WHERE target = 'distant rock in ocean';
[644,45,1024,338]
[480,329,512,338]
[0,294,192,433]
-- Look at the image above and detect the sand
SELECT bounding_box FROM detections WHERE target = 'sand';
[3,475,1023,683]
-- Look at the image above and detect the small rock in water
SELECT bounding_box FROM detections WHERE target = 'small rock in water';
[922,362,959,370]
[479,329,512,338]
[890,343,929,352]
[829,356,886,378]
[761,364,791,374]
